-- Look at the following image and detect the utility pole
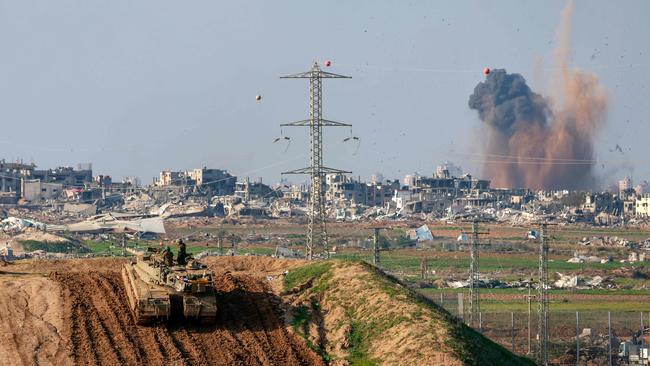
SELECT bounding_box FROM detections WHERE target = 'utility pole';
[462,220,489,329]
[608,311,612,366]
[373,228,381,265]
[576,311,580,366]
[525,282,535,355]
[280,62,351,260]
[230,234,239,256]
[538,223,550,366]
[371,227,390,266]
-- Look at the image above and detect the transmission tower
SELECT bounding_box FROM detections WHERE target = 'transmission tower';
[280,62,351,260]
[538,223,550,366]
[371,227,390,266]
[463,220,489,329]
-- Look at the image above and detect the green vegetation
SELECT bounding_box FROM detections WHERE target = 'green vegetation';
[84,240,117,253]
[283,261,333,290]
[292,305,310,333]
[19,240,88,253]
[238,246,275,256]
[286,233,306,239]
[347,320,377,366]
[357,261,534,365]
[421,287,650,296]
[286,259,533,365]
[334,251,641,274]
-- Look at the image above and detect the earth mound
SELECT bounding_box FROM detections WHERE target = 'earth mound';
[0,256,533,365]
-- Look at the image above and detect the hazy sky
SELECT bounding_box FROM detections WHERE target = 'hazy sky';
[0,1,648,186]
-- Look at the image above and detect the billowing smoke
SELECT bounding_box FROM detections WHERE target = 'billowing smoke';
[467,1,607,190]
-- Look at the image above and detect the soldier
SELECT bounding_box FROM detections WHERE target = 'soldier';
[162,246,174,266]
[177,239,188,265]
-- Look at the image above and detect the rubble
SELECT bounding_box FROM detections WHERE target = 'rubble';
[567,254,604,263]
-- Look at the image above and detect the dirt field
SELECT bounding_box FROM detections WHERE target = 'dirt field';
[0,257,323,366]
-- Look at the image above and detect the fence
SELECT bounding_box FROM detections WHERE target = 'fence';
[429,292,650,365]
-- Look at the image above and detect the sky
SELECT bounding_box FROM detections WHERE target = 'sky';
[0,0,648,187]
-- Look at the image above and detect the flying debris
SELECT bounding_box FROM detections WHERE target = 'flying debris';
[609,144,624,154]
[483,67,490,75]
[325,60,332,67]
[468,68,606,190]
[255,95,262,101]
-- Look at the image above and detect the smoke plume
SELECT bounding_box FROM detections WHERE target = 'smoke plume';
[468,1,607,190]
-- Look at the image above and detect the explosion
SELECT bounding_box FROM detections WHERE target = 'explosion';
[468,1,607,190]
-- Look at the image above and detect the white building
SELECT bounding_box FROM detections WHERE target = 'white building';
[21,179,63,201]
[636,194,650,217]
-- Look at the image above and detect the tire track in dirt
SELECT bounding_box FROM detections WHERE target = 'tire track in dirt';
[90,275,150,363]
[52,268,324,366]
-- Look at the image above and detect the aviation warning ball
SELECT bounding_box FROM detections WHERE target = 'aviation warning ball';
[255,95,262,101]
[325,60,332,67]
[483,67,490,75]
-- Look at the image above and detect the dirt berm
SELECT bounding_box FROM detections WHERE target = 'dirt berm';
[0,257,533,366]
[282,259,534,366]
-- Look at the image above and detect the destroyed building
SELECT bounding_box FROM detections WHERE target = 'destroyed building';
[156,167,235,195]
[21,180,63,202]
[582,192,622,215]
[235,178,277,201]
[1,160,94,203]
[325,173,398,207]
[30,164,93,187]
[636,194,650,217]
[0,160,34,203]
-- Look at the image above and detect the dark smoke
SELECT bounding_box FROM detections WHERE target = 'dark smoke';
[467,2,607,190]
[468,70,549,137]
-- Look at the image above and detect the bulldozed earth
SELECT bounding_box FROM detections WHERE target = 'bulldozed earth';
[0,256,532,366]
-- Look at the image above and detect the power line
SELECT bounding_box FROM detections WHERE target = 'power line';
[280,62,352,260]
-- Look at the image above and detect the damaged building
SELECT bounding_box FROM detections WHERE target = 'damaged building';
[325,173,398,207]
[156,167,235,196]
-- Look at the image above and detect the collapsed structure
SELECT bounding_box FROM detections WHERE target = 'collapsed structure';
[4,156,650,227]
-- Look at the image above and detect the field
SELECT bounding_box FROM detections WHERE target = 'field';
[8,219,647,364]
[163,219,650,364]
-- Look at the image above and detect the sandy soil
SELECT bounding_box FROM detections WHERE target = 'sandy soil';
[0,275,69,366]
[0,257,323,366]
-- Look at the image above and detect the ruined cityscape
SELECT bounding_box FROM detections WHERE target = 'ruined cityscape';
[1,1,649,366]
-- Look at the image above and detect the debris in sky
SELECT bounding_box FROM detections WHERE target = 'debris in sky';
[609,144,624,153]
[467,2,607,190]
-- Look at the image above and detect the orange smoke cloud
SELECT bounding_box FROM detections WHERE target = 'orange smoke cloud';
[468,0,607,190]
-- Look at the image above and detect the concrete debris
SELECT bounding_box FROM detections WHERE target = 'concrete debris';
[64,214,165,235]
[567,254,604,263]
[554,273,579,288]
[274,246,304,259]
[62,203,97,216]
[553,272,613,289]
[1,217,48,233]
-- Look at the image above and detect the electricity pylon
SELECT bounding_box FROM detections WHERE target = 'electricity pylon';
[465,220,489,329]
[538,223,550,366]
[281,62,351,260]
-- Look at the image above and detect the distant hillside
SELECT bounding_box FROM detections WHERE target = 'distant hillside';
[283,260,535,366]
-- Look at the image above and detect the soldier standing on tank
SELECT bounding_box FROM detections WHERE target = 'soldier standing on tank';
[162,246,174,266]
[177,239,188,265]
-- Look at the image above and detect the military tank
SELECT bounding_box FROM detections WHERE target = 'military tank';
[122,247,217,325]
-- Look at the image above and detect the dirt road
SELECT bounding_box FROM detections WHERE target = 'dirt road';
[0,258,323,366]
